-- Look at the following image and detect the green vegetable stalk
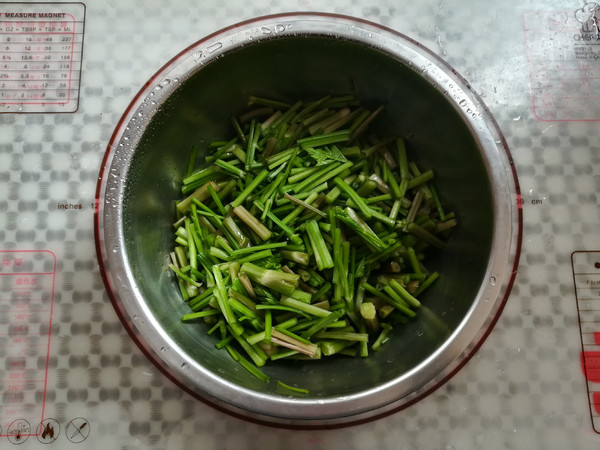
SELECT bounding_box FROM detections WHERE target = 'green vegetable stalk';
[169,94,456,388]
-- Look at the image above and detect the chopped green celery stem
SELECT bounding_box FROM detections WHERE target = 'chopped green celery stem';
[216,335,234,349]
[396,138,409,177]
[275,184,327,206]
[177,181,219,213]
[335,207,386,252]
[389,199,402,221]
[213,266,244,335]
[260,172,285,203]
[214,235,233,254]
[270,100,302,129]
[280,250,310,265]
[407,222,445,249]
[302,108,330,126]
[313,330,369,342]
[207,184,227,215]
[206,321,220,335]
[303,160,354,193]
[215,158,246,178]
[389,279,422,308]
[345,201,396,227]
[365,240,403,264]
[282,191,318,225]
[350,105,383,140]
[222,216,250,248]
[280,297,331,317]
[288,288,313,303]
[406,169,434,189]
[227,324,268,366]
[264,310,272,341]
[245,119,258,170]
[297,130,351,148]
[305,220,334,270]
[169,264,201,287]
[237,352,270,382]
[318,222,331,234]
[188,285,215,305]
[209,246,230,261]
[270,349,300,361]
[385,164,402,198]
[240,262,299,296]
[274,326,313,345]
[174,245,188,267]
[372,324,393,351]
[224,344,240,360]
[181,309,220,322]
[429,182,446,221]
[292,162,338,194]
[267,147,298,169]
[308,108,350,134]
[229,242,288,258]
[284,193,327,218]
[260,197,273,222]
[248,95,291,109]
[246,325,271,345]
[365,194,393,204]
[231,116,246,144]
[270,329,319,357]
[301,309,345,339]
[253,200,303,245]
[382,286,417,317]
[333,177,372,219]
[182,166,220,187]
[228,297,263,323]
[228,288,256,311]
[186,145,198,178]
[279,145,300,182]
[406,247,422,274]
[321,340,356,356]
[255,304,312,319]
[362,282,415,317]
[325,173,357,203]
[288,166,321,184]
[413,272,440,297]
[277,381,309,394]
[232,205,272,241]
[237,249,273,263]
[311,282,331,302]
[355,179,378,197]
[231,169,268,208]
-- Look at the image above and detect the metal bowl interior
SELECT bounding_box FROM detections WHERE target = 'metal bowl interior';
[96,13,521,427]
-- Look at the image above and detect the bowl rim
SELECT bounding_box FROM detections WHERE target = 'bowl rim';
[94,11,523,428]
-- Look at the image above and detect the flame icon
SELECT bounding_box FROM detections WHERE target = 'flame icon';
[36,419,60,443]
[41,422,54,439]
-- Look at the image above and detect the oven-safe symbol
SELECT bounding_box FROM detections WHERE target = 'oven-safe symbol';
[7,419,31,445]
[36,418,60,444]
[65,417,90,443]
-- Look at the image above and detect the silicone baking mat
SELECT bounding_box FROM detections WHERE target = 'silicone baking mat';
[1,0,600,448]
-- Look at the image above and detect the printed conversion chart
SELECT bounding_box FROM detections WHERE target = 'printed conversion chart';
[0,2,85,113]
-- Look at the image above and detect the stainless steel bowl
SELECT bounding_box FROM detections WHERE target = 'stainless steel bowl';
[95,12,522,427]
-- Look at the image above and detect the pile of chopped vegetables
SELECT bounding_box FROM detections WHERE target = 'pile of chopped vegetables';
[169,95,457,390]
